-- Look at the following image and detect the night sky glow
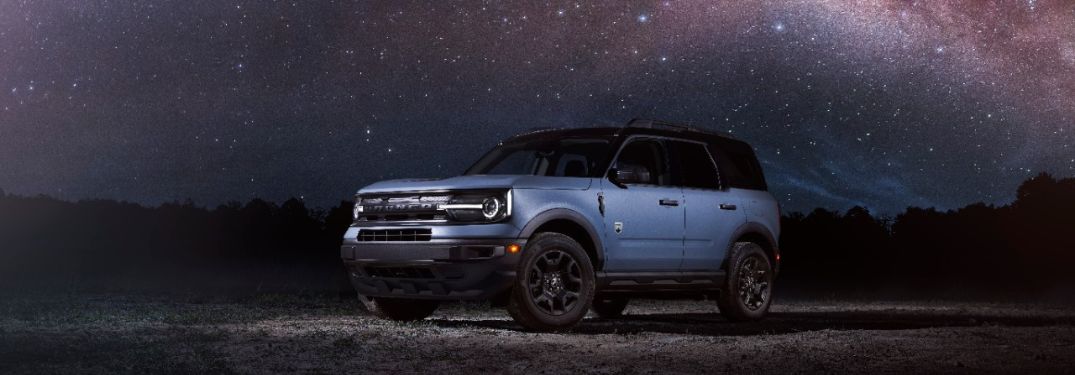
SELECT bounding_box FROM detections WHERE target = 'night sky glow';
[1,1,1073,214]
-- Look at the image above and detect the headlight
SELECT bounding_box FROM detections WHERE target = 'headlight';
[481,197,502,219]
[440,190,511,222]
[352,201,363,219]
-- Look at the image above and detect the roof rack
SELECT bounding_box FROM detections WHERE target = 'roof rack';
[626,118,690,130]
[510,126,561,138]
[625,118,733,138]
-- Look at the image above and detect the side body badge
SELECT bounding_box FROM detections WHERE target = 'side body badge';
[614,221,623,234]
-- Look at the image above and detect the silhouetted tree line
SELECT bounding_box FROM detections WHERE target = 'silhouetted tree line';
[0,196,357,296]
[0,173,1072,298]
[778,173,1075,296]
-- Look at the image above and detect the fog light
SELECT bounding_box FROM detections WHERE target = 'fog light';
[507,243,521,254]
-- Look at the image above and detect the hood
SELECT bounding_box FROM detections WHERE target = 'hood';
[357,175,592,195]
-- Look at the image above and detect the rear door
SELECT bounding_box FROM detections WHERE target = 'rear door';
[600,137,685,272]
[668,140,746,271]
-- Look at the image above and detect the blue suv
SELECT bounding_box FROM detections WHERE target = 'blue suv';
[341,119,780,331]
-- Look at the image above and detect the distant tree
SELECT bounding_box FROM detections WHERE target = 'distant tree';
[1015,173,1060,211]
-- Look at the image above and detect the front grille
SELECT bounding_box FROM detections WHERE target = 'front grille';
[358,228,432,242]
[365,266,435,279]
[357,194,450,222]
[360,213,447,222]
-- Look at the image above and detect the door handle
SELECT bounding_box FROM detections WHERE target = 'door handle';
[659,199,679,207]
[719,203,737,210]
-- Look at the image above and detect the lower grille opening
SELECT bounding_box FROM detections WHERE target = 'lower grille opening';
[358,228,433,242]
[364,266,435,279]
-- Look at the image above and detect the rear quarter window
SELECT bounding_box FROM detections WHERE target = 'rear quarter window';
[708,139,768,191]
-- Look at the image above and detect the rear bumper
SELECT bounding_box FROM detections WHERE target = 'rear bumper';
[341,238,524,300]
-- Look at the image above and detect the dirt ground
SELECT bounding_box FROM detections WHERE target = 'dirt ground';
[2,294,1074,374]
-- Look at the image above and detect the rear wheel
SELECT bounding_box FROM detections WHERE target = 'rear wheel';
[591,297,629,318]
[507,232,595,332]
[359,295,439,322]
[717,242,773,322]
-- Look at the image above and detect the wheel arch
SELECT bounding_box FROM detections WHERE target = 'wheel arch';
[518,208,605,270]
[726,222,780,273]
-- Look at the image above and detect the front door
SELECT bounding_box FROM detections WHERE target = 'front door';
[600,138,685,272]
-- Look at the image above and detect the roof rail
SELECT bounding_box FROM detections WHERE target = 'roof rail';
[628,118,700,130]
[511,126,560,137]
[625,118,738,140]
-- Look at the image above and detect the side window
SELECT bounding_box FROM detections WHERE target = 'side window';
[708,140,768,190]
[730,154,759,183]
[669,141,721,189]
[613,139,670,185]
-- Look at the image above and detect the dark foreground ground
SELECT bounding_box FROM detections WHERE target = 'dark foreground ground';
[2,294,1074,374]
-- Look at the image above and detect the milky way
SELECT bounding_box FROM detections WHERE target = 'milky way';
[0,1,1073,214]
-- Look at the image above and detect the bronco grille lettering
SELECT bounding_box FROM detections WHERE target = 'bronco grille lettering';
[365,202,439,213]
[358,195,450,222]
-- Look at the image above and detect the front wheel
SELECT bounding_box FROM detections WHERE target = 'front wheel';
[507,232,595,332]
[717,242,773,322]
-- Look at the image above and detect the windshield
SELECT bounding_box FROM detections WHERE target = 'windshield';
[465,137,613,177]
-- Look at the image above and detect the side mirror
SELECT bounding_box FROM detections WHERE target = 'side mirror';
[607,168,627,189]
[608,163,651,188]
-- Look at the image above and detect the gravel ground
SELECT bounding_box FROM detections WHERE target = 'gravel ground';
[2,295,1074,374]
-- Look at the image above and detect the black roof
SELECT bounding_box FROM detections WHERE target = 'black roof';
[498,119,766,190]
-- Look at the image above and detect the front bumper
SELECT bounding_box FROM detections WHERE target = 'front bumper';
[341,224,524,300]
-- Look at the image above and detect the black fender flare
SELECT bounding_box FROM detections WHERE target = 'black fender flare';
[727,221,780,269]
[518,208,605,268]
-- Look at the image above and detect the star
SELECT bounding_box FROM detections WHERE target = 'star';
[0,1,1069,215]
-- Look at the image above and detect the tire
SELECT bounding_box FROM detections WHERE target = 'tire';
[591,296,629,318]
[507,232,596,332]
[717,242,774,322]
[359,295,439,322]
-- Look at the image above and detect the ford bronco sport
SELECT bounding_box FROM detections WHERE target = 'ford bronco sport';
[341,119,780,331]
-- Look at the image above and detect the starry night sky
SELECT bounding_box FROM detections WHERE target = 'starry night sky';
[1,1,1073,214]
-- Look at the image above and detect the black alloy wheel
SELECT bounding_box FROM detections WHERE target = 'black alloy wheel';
[507,232,595,331]
[527,249,584,316]
[717,242,774,322]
